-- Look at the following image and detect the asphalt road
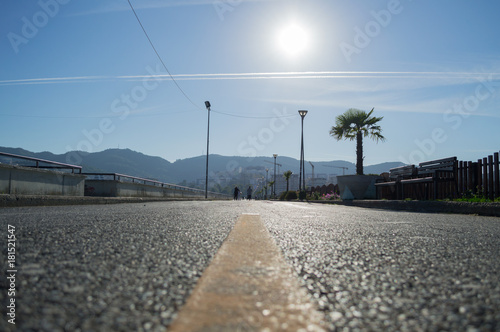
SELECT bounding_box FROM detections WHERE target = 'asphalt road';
[1,201,499,331]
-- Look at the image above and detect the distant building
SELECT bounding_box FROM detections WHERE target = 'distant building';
[327,174,338,185]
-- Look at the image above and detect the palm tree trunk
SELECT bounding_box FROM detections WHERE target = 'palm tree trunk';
[356,132,363,175]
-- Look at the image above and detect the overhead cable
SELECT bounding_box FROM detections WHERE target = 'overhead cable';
[126,0,202,111]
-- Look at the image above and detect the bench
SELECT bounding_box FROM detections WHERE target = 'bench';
[375,165,416,199]
[400,157,458,200]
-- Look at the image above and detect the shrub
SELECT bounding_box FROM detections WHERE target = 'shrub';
[308,192,320,200]
[298,190,307,200]
[285,191,298,201]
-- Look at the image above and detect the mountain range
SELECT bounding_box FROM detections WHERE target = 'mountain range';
[0,146,404,185]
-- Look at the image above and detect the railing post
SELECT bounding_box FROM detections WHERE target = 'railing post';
[495,152,500,199]
[470,162,477,194]
[458,161,463,195]
[462,162,466,194]
[488,155,494,201]
[483,157,488,198]
[477,159,483,195]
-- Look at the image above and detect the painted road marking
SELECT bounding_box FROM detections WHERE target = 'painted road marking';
[169,214,326,331]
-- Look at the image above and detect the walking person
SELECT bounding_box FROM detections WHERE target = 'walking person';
[233,186,240,200]
[246,186,252,200]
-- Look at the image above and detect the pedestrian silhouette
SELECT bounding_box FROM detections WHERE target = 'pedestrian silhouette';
[233,186,240,200]
[246,186,252,200]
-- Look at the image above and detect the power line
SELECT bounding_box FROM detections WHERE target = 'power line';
[126,0,202,111]
[126,1,300,121]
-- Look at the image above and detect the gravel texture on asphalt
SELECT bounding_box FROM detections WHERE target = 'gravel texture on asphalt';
[1,200,499,331]
[260,201,500,331]
[0,201,245,331]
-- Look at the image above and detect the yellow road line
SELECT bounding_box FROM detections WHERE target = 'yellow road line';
[168,214,325,331]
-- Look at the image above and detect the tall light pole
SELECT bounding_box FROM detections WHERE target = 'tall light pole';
[204,101,211,199]
[273,154,277,198]
[265,168,269,199]
[309,161,315,188]
[298,110,308,193]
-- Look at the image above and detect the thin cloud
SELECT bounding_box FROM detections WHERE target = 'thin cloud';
[70,0,280,17]
[2,71,500,86]
[0,76,113,86]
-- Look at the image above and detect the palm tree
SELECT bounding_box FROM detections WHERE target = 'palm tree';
[268,181,275,198]
[330,108,385,175]
[283,170,293,192]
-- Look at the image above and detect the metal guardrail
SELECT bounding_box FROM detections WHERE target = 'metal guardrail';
[83,173,231,198]
[0,152,82,174]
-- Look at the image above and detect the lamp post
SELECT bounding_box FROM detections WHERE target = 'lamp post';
[298,110,308,193]
[273,154,277,198]
[265,168,269,199]
[204,101,211,199]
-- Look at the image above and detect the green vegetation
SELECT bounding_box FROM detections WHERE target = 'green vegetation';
[330,108,385,175]
[453,190,500,203]
[433,188,500,203]
[279,191,298,201]
[310,192,321,200]
[455,197,500,203]
[283,170,293,192]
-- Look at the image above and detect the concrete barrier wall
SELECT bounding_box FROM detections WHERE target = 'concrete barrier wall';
[85,180,225,199]
[0,164,85,196]
[0,164,228,200]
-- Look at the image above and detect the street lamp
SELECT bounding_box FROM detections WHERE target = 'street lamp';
[204,101,211,199]
[273,154,278,198]
[298,110,308,193]
[265,168,269,199]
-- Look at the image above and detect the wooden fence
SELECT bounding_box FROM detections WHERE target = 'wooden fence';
[377,150,500,201]
[310,184,339,195]
[457,151,500,200]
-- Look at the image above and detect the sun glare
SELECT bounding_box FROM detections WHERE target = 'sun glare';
[277,23,309,58]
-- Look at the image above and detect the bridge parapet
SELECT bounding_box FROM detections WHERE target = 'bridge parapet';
[0,163,85,196]
[84,173,230,199]
[0,152,230,200]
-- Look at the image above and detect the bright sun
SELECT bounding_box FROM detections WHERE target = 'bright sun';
[277,23,309,58]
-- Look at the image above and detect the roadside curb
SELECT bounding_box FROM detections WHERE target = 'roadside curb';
[306,199,500,217]
[0,194,226,208]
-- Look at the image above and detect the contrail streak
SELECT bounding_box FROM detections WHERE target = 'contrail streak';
[1,71,499,86]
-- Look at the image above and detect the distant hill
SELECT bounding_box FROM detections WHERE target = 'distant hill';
[364,162,406,175]
[0,146,404,184]
[82,149,172,181]
[0,147,174,182]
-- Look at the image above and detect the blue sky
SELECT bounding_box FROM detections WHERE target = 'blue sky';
[1,0,500,166]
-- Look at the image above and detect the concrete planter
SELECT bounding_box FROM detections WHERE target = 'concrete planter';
[337,175,382,200]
